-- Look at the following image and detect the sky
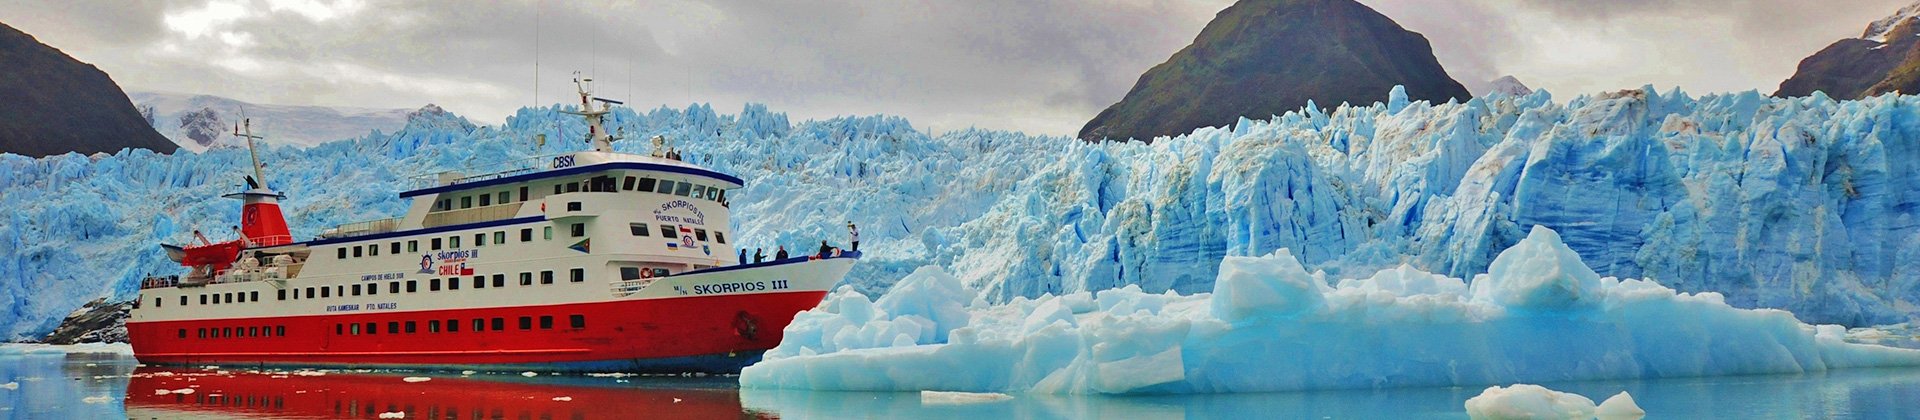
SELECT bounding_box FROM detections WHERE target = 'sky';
[0,0,1910,137]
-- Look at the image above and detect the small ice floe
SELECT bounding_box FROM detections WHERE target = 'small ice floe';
[1466,384,1648,420]
[170,388,195,395]
[84,363,97,367]
[672,398,682,403]
[402,377,432,383]
[151,372,174,377]
[461,370,476,376]
[154,389,169,395]
[920,391,1014,405]
[293,371,326,377]
[81,395,112,404]
[203,366,220,369]
[521,372,538,377]
[551,396,572,401]
[585,373,637,378]
[1595,392,1646,419]
[378,412,407,419]
[0,382,16,390]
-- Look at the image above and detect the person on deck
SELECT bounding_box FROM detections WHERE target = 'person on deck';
[775,245,789,260]
[847,222,860,252]
[753,248,766,263]
[817,240,831,258]
[738,248,748,265]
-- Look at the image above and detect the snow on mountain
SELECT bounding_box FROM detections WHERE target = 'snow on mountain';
[1864,1,1920,42]
[128,92,411,152]
[1476,75,1533,97]
[4,85,1920,342]
[739,226,1920,393]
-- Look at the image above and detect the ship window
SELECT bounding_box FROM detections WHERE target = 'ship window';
[716,189,726,204]
[368,283,378,295]
[570,223,585,237]
[450,236,461,248]
[406,280,417,293]
[656,180,675,194]
[391,242,401,254]
[389,281,399,294]
[430,278,441,291]
[461,196,472,209]
[518,187,529,202]
[570,314,585,329]
[519,272,532,286]
[365,322,377,335]
[392,321,404,334]
[408,240,418,253]
[448,277,460,290]
[306,287,315,299]
[353,246,363,258]
[674,182,692,197]
[553,184,562,195]
[566,182,580,193]
[473,318,485,332]
[250,291,259,302]
[446,319,459,332]
[337,285,345,297]
[567,201,582,212]
[151,297,159,308]
[475,233,486,247]
[321,287,330,298]
[493,231,506,244]
[335,324,342,335]
[479,194,491,207]
[431,238,442,250]
[338,248,348,259]
[518,316,532,330]
[180,296,187,306]
[491,318,504,331]
[539,316,553,329]
[492,274,504,288]
[692,185,707,200]
[350,324,360,335]
[660,225,677,238]
[709,187,721,201]
[620,267,641,280]
[200,294,207,305]
[429,320,440,333]
[352,284,362,296]
[715,232,727,244]
[275,326,284,336]
[249,327,258,337]
[631,223,650,236]
[222,327,231,337]
[521,228,533,242]
[544,226,553,240]
[637,178,656,192]
[473,276,485,289]
[278,290,286,300]
[369,244,379,256]
[198,328,206,338]
[695,229,709,241]
[225,292,234,303]
[540,270,554,284]
[177,328,185,338]
[623,176,636,191]
[498,191,509,204]
[570,268,585,283]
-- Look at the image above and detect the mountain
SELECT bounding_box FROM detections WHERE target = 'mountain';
[1476,75,1533,97]
[1078,0,1470,142]
[1775,2,1920,99]
[0,22,175,157]
[130,92,412,152]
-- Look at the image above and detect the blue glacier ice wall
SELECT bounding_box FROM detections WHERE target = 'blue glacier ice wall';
[4,86,1920,340]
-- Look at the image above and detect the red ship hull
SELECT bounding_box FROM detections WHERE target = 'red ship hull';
[127,290,829,373]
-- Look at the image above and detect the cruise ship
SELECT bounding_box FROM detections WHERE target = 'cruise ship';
[127,76,858,372]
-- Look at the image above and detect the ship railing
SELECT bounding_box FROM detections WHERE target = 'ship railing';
[609,278,659,297]
[248,235,296,247]
[140,276,182,290]
[423,202,525,228]
[408,154,563,190]
[320,218,402,239]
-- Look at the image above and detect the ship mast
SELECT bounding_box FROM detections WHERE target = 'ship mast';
[561,71,624,152]
[235,119,267,185]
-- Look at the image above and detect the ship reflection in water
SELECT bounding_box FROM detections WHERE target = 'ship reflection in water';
[125,366,759,420]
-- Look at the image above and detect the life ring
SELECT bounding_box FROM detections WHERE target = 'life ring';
[640,269,653,279]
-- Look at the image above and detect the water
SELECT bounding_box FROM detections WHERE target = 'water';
[4,347,1920,419]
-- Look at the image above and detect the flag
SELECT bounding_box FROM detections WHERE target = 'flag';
[568,239,591,253]
[665,241,679,250]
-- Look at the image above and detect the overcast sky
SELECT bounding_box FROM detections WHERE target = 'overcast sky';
[1,0,1909,136]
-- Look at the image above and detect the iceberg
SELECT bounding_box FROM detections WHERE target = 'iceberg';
[739,227,1920,393]
[6,86,1920,343]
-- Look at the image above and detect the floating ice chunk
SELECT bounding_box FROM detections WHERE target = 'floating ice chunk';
[920,391,1012,405]
[171,388,195,395]
[521,372,538,377]
[81,395,111,404]
[293,370,326,377]
[1471,226,1603,311]
[551,396,572,401]
[402,377,431,383]
[461,370,476,376]
[586,373,637,378]
[1595,392,1645,419]
[1464,384,1595,420]
[0,382,14,390]
[378,412,407,419]
[1210,249,1325,323]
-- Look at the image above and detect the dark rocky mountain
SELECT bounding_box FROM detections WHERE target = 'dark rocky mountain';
[1776,3,1920,99]
[38,298,129,344]
[0,22,176,157]
[1079,0,1470,143]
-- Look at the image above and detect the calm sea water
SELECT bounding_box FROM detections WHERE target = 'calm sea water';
[4,349,1919,419]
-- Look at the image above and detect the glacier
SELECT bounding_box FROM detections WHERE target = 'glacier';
[738,226,1920,393]
[3,86,1920,343]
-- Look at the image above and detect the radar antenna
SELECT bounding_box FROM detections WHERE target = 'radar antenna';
[560,71,624,152]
